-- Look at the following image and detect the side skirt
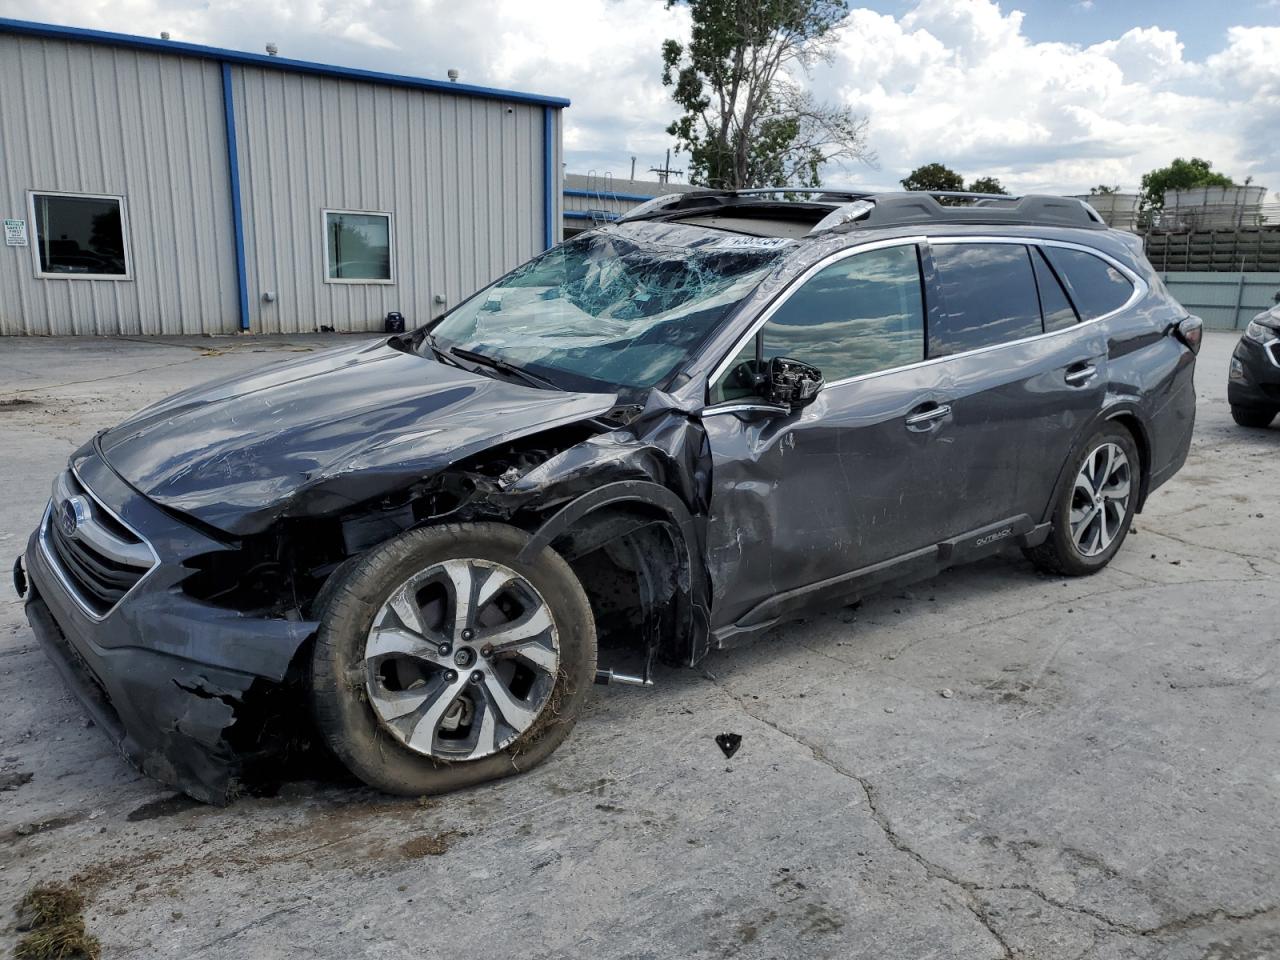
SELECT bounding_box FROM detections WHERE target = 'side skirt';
[711,515,1046,649]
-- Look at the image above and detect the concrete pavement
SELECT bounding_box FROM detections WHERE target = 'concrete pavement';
[0,331,1276,959]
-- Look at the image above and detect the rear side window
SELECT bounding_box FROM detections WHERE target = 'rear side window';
[1032,249,1079,332]
[756,244,926,382]
[929,243,1041,357]
[1042,247,1135,320]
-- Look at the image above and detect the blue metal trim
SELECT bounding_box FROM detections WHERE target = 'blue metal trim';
[543,108,556,250]
[220,63,250,332]
[0,17,571,108]
[563,188,657,203]
[563,211,619,221]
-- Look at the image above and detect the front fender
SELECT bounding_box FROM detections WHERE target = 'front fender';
[521,480,712,667]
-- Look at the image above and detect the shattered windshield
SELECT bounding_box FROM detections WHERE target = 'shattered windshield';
[425,225,791,393]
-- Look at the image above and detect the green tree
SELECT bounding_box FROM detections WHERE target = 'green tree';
[900,163,963,192]
[661,0,875,188]
[1139,157,1234,214]
[1089,184,1120,195]
[967,176,1007,195]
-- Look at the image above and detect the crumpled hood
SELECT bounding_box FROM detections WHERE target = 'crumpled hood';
[96,339,617,535]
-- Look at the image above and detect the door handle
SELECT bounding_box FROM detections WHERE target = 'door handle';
[1064,362,1098,386]
[905,402,951,430]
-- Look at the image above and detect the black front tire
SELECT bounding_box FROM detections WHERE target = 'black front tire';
[1231,405,1277,429]
[1024,424,1141,577]
[310,522,597,797]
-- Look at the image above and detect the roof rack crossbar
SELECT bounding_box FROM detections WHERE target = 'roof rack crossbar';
[915,190,1022,201]
[696,187,1025,202]
[723,187,875,197]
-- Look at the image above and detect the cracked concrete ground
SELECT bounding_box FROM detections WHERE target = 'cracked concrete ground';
[1,331,1276,959]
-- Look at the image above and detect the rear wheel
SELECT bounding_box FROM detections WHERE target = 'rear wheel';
[1231,405,1277,428]
[310,523,596,796]
[1025,425,1140,577]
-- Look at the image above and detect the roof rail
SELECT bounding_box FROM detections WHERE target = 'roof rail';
[833,193,1106,232]
[616,188,1108,232]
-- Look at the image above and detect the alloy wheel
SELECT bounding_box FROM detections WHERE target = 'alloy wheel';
[363,559,560,760]
[1069,442,1132,558]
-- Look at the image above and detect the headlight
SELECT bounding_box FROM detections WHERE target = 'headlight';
[1245,320,1278,345]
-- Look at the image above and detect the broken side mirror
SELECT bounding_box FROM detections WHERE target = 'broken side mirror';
[765,357,824,410]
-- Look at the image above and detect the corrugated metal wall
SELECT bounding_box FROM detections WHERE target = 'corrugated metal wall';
[0,34,239,335]
[1162,272,1280,330]
[231,66,553,334]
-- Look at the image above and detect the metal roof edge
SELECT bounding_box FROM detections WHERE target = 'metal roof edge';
[0,17,571,108]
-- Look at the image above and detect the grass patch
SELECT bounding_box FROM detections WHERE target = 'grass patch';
[13,884,100,960]
[400,830,462,857]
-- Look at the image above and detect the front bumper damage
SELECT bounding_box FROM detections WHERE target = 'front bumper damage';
[21,453,317,804]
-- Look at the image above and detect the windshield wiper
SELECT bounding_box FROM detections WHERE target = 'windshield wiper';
[447,346,561,391]
[419,331,462,368]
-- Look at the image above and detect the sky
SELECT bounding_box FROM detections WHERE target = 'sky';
[3,0,1278,196]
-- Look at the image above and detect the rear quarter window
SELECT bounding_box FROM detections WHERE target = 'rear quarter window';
[1042,247,1135,320]
[1031,248,1079,332]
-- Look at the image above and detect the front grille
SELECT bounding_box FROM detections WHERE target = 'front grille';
[40,469,156,619]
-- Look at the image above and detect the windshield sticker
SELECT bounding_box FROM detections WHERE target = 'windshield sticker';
[712,236,794,250]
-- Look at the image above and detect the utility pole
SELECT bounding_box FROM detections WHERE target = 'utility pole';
[648,148,683,185]
[630,156,636,181]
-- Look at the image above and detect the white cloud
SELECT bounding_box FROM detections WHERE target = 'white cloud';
[0,0,1274,194]
[1088,26,1192,83]
[822,3,1276,193]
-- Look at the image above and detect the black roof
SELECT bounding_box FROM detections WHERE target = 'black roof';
[618,189,1107,236]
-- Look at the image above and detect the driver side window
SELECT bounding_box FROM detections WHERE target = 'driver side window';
[762,244,926,382]
[710,243,926,403]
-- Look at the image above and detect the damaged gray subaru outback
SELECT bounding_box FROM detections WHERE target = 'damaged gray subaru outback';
[17,189,1200,803]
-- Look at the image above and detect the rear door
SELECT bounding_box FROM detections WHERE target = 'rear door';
[923,238,1110,536]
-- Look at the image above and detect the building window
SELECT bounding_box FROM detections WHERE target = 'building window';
[323,210,393,283]
[28,191,131,280]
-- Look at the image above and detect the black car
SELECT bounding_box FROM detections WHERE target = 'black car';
[17,190,1201,803]
[1228,304,1280,428]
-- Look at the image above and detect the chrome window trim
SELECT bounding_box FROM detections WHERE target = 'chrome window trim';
[38,464,160,622]
[702,233,1148,410]
[702,402,789,418]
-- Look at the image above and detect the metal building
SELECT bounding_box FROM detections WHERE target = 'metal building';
[0,18,567,336]
[563,173,699,238]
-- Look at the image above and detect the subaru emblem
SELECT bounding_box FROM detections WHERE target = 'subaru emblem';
[59,496,90,539]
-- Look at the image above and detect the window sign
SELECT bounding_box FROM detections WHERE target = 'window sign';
[4,219,26,246]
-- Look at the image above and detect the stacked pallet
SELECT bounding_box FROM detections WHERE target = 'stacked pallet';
[1144,229,1280,273]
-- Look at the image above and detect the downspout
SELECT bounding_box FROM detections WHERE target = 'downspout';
[220,62,251,332]
[543,107,556,251]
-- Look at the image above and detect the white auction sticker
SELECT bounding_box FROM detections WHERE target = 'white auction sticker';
[4,219,27,246]
[712,236,793,250]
